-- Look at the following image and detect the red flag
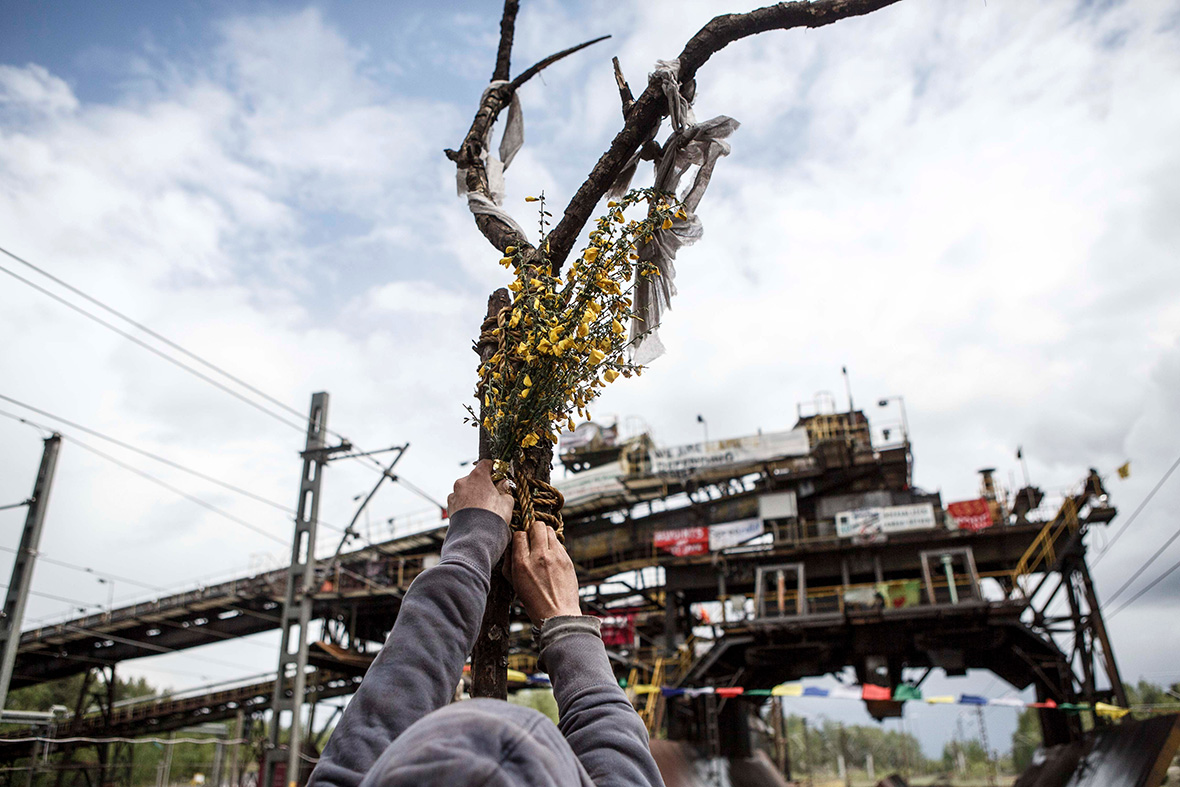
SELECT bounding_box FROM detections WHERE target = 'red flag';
[715,687,745,698]
[861,684,892,701]
[1028,699,1057,709]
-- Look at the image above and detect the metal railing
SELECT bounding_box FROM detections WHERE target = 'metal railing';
[748,569,1014,621]
[1013,497,1079,589]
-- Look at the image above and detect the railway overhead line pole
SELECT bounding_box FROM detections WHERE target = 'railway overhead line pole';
[263,393,352,787]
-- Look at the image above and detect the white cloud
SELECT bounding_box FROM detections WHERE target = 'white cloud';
[363,280,469,316]
[2,0,1180,755]
[0,64,78,115]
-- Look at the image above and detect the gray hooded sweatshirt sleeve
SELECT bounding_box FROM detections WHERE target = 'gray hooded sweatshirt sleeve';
[308,506,664,787]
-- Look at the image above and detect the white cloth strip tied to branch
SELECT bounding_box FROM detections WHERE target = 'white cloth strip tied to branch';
[456,80,529,242]
[628,59,739,365]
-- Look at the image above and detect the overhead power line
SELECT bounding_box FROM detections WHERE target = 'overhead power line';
[1104,519,1180,607]
[0,245,323,427]
[0,583,100,612]
[0,407,286,545]
[1093,449,1180,566]
[68,438,290,545]
[389,474,446,510]
[2,247,440,537]
[0,261,311,434]
[63,624,263,673]
[0,544,164,592]
[0,398,360,551]
[1107,553,1180,619]
[1,246,386,459]
[0,392,296,516]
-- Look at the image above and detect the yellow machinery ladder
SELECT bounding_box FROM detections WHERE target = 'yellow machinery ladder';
[639,658,666,735]
[1013,497,1079,593]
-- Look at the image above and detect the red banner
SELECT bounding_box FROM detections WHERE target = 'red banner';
[595,613,635,647]
[654,526,708,556]
[947,499,993,532]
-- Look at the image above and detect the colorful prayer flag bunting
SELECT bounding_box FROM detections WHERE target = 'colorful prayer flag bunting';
[1095,702,1131,720]
[535,672,1131,716]
[988,697,1026,708]
[772,683,803,697]
[893,684,922,701]
[1057,703,1091,713]
[829,685,862,701]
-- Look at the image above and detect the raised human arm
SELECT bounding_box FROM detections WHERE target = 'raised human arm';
[309,463,512,787]
[512,525,666,787]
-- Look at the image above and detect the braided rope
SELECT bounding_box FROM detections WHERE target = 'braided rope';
[477,305,565,542]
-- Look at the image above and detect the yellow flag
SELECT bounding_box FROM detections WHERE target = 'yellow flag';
[1117,461,1131,479]
[633,684,660,695]
[772,683,804,697]
[926,696,956,704]
[1095,702,1131,720]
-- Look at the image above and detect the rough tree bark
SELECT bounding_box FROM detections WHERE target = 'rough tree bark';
[471,288,514,698]
[457,0,904,699]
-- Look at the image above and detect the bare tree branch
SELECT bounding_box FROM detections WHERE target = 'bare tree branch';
[541,0,904,272]
[445,33,612,254]
[611,56,634,113]
[612,57,662,164]
[492,0,520,83]
[510,35,610,91]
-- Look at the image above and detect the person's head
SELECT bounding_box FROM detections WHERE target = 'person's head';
[359,699,589,787]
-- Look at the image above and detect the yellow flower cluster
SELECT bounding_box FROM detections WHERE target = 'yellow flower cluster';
[467,188,684,468]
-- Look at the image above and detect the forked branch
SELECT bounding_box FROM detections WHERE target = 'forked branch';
[451,0,903,269]
[445,24,611,254]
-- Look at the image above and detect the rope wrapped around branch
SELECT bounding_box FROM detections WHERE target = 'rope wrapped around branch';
[477,308,566,541]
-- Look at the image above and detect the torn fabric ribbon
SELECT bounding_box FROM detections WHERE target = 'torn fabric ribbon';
[627,59,739,365]
[455,80,527,241]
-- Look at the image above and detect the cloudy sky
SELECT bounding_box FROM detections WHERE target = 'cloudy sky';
[2,0,1179,757]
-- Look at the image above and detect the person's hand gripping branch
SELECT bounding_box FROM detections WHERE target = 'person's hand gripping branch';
[509,522,582,625]
[446,459,514,526]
